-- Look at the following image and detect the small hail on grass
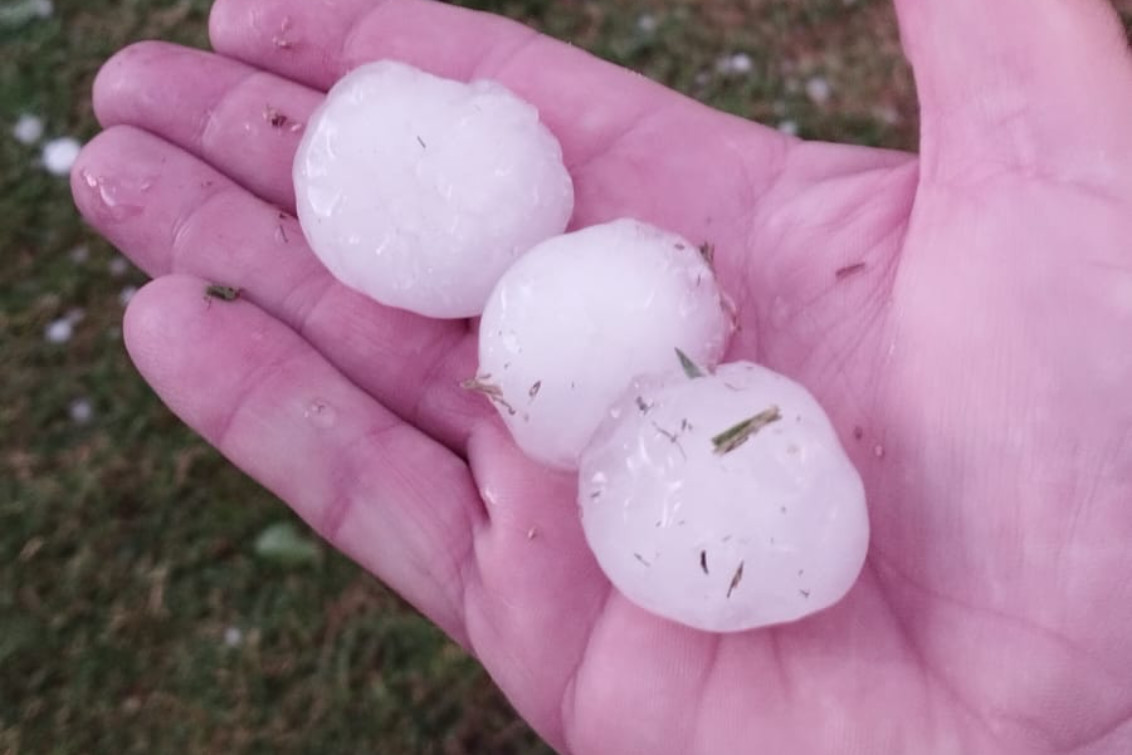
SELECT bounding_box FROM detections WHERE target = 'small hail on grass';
[715,52,753,77]
[107,256,131,277]
[11,114,44,145]
[805,75,833,106]
[68,397,93,425]
[41,137,81,176]
[44,318,72,344]
[44,309,83,345]
[0,0,53,26]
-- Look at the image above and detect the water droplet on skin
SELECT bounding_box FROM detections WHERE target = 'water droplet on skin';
[79,169,147,222]
[273,17,295,49]
[304,400,336,428]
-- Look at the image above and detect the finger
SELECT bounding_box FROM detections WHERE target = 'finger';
[207,0,791,271]
[894,0,1132,182]
[72,126,488,447]
[92,41,318,212]
[211,0,521,87]
[123,274,484,644]
[207,0,661,158]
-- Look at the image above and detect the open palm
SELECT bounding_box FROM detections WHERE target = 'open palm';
[73,0,1132,751]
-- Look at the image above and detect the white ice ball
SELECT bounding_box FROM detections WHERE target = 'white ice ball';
[42,137,81,176]
[294,60,574,318]
[12,114,44,145]
[578,361,869,632]
[44,317,73,344]
[476,219,732,470]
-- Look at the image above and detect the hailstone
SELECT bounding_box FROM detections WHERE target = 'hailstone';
[294,61,574,318]
[475,219,732,470]
[42,137,81,176]
[578,360,869,632]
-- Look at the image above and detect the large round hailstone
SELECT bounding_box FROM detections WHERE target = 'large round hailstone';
[476,219,732,470]
[578,361,869,632]
[294,61,574,318]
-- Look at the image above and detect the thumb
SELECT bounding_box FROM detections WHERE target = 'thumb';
[895,0,1132,185]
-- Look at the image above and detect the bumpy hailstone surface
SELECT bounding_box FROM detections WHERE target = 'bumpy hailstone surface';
[294,61,574,318]
[477,218,732,470]
[578,361,869,632]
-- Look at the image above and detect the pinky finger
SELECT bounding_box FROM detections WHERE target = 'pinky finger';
[124,274,484,644]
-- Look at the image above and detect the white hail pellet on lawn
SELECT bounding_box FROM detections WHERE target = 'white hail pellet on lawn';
[476,219,732,470]
[42,137,81,176]
[578,361,869,632]
[294,61,574,318]
[12,114,44,145]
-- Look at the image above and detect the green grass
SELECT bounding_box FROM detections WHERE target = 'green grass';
[0,0,1046,751]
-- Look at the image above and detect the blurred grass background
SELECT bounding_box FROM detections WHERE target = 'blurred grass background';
[2,1,1129,753]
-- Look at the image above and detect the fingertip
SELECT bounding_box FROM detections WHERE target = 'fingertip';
[123,274,274,400]
[122,275,196,376]
[69,127,125,225]
[208,0,289,63]
[91,48,126,127]
[69,139,96,216]
[124,274,250,349]
[207,0,239,53]
[208,0,368,89]
[92,41,169,127]
[68,125,168,240]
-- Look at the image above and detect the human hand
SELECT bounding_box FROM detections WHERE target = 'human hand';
[72,0,1132,751]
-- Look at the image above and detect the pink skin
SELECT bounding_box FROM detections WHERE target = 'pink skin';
[71,0,1132,751]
